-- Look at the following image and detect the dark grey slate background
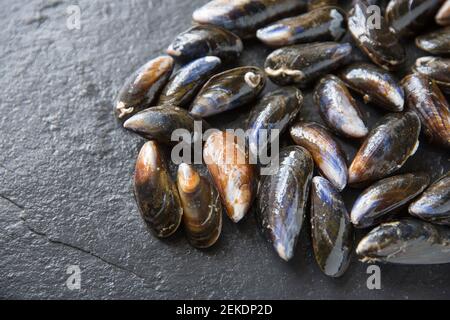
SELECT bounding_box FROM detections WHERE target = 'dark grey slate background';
[1,0,449,300]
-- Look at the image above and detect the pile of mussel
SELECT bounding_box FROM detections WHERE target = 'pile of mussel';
[114,0,450,277]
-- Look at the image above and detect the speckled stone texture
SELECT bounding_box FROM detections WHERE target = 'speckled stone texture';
[1,0,449,299]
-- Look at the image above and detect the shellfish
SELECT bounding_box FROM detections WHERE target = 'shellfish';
[257,146,313,261]
[414,56,450,95]
[409,171,450,226]
[308,0,338,11]
[436,0,450,26]
[348,112,421,186]
[190,67,266,118]
[114,56,174,120]
[265,42,352,87]
[351,173,430,228]
[314,75,368,139]
[416,26,450,55]
[311,176,354,277]
[177,164,223,248]
[357,219,450,264]
[134,141,182,238]
[290,122,348,191]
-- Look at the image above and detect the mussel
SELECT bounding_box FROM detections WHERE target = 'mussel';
[290,122,348,191]
[124,106,205,145]
[357,219,450,264]
[416,26,450,55]
[348,112,421,186]
[311,176,353,277]
[177,164,222,248]
[257,146,313,261]
[247,87,303,159]
[257,6,347,47]
[167,25,243,63]
[308,0,338,11]
[114,56,174,120]
[314,75,368,139]
[401,73,450,148]
[203,131,256,223]
[413,56,450,95]
[351,173,430,228]
[409,171,450,226]
[190,66,266,118]
[339,63,405,112]
[436,0,450,26]
[134,141,182,238]
[386,0,445,37]
[158,56,222,107]
[265,42,352,87]
[192,0,307,39]
[348,0,405,71]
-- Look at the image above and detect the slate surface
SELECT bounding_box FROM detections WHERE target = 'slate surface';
[1,0,449,300]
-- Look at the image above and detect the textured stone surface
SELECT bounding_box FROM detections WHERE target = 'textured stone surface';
[0,0,449,299]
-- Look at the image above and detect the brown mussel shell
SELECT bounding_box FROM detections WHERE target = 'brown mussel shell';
[265,42,352,87]
[414,56,450,95]
[114,56,174,121]
[290,122,348,191]
[311,176,354,277]
[401,73,450,148]
[256,6,347,47]
[409,171,450,225]
[134,141,182,238]
[308,0,338,11]
[314,75,368,139]
[158,56,222,107]
[416,26,450,55]
[339,62,405,112]
[124,106,206,145]
[386,0,445,37]
[257,146,314,261]
[351,173,430,228]
[190,66,266,118]
[348,1,406,71]
[177,164,222,248]
[247,87,303,159]
[192,0,307,39]
[348,112,421,186]
[167,25,243,63]
[203,131,257,223]
[357,219,450,264]
[436,0,450,26]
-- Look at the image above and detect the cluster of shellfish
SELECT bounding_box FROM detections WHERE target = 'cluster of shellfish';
[114,0,450,277]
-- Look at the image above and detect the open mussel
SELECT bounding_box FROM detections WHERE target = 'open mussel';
[247,87,303,159]
[308,0,338,10]
[192,0,307,39]
[177,164,222,249]
[413,56,450,95]
[351,173,430,228]
[436,0,450,26]
[314,75,368,139]
[190,67,266,118]
[311,177,353,277]
[416,26,450,55]
[409,171,450,226]
[134,141,182,238]
[348,112,421,186]
[386,0,445,37]
[158,56,222,107]
[401,73,450,148]
[339,63,405,112]
[114,56,174,120]
[167,25,243,63]
[257,146,313,261]
[290,122,348,191]
[348,1,405,71]
[357,219,450,264]
[203,131,256,223]
[257,6,346,47]
[124,106,205,145]
[265,42,352,87]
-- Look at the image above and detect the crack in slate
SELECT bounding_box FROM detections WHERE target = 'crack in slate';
[0,194,26,210]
